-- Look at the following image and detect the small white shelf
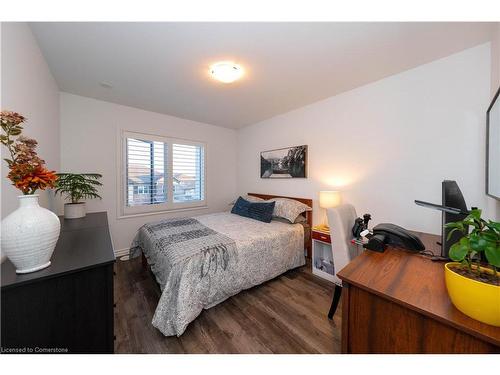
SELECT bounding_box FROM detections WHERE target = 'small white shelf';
[312,266,336,283]
[312,235,335,283]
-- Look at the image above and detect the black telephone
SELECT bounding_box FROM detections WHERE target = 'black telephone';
[364,223,425,252]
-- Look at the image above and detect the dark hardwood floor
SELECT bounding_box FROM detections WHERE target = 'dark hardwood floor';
[114,256,341,353]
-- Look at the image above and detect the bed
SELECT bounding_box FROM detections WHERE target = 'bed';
[129,193,312,337]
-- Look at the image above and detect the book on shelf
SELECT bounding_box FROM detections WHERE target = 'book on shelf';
[312,225,330,234]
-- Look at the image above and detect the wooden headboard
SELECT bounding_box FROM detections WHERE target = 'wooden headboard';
[248,193,313,258]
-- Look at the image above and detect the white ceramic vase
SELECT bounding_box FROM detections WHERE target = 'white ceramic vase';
[1,195,60,274]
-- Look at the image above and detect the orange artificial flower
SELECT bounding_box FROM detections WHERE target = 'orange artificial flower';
[7,164,58,195]
[2,110,58,195]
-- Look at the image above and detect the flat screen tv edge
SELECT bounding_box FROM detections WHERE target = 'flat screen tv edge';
[486,85,500,201]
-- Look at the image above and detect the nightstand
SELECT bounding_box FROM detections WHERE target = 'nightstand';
[312,227,335,282]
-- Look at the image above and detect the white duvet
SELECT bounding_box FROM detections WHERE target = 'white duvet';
[132,211,305,336]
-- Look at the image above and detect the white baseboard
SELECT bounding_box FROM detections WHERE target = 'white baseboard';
[114,247,130,258]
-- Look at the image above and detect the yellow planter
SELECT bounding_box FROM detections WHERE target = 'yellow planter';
[444,262,500,327]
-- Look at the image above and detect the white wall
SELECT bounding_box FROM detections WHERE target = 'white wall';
[60,93,237,252]
[237,43,495,234]
[1,22,60,218]
[491,23,500,98]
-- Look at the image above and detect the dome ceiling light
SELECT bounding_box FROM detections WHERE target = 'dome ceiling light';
[209,61,244,83]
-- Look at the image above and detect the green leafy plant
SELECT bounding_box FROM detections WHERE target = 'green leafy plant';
[55,173,103,204]
[445,208,500,276]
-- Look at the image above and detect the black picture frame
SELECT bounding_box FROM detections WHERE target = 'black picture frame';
[260,145,307,179]
[486,86,500,201]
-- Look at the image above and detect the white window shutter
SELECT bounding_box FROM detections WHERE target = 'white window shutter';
[172,143,205,203]
[126,138,167,206]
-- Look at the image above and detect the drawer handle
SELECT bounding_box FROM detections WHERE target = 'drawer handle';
[320,236,327,240]
[113,303,117,308]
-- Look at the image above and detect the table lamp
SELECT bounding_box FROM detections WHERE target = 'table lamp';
[318,191,341,231]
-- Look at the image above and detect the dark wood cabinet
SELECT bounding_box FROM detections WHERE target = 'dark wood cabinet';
[1,212,115,354]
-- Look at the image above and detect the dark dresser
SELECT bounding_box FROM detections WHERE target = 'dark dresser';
[1,212,115,354]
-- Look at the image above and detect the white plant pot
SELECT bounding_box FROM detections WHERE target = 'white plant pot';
[64,202,86,219]
[1,195,61,274]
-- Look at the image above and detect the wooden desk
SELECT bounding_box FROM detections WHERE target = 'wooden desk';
[337,233,500,353]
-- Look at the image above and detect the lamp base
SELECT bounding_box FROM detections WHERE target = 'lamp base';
[315,224,330,232]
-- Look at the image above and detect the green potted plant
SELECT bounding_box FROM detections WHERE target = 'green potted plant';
[444,208,500,326]
[55,173,102,219]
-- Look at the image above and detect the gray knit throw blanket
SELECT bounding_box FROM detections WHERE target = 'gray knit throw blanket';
[130,217,237,281]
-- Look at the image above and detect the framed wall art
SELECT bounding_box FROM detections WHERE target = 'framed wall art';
[260,145,307,178]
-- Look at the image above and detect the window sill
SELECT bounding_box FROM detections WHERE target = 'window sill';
[117,205,209,220]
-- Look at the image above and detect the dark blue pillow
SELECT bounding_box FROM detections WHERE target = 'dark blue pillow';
[231,196,276,223]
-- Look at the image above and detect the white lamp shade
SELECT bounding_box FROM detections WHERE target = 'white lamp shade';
[319,191,341,208]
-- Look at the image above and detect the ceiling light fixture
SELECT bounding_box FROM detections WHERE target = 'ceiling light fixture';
[209,61,244,83]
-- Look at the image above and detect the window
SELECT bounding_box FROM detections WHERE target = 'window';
[121,131,205,216]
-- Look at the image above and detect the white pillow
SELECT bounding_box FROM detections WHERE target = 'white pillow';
[268,198,312,223]
[230,195,265,205]
[245,195,265,202]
